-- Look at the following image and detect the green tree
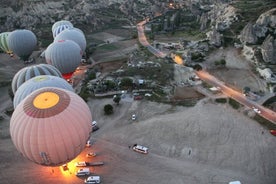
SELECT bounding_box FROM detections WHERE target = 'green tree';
[120,77,133,88]
[193,64,202,71]
[104,104,113,115]
[220,59,226,66]
[113,95,121,105]
[105,80,116,90]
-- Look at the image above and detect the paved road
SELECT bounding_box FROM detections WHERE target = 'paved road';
[137,20,276,125]
[137,21,166,58]
[196,70,276,124]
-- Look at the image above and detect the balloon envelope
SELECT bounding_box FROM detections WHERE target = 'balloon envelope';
[54,28,86,53]
[13,75,74,108]
[10,87,92,166]
[0,32,12,54]
[7,29,37,60]
[52,20,73,33]
[12,64,62,94]
[45,40,82,75]
[52,24,73,38]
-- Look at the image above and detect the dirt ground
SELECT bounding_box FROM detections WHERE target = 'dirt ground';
[0,41,276,183]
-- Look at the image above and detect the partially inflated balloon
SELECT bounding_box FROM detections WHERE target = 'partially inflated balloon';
[11,64,62,94]
[13,75,74,108]
[10,87,92,166]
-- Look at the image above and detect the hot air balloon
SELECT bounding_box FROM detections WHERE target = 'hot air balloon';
[10,87,92,166]
[52,20,73,33]
[12,64,62,94]
[0,32,13,55]
[45,40,82,80]
[7,29,37,60]
[54,28,87,53]
[52,24,73,38]
[13,75,74,108]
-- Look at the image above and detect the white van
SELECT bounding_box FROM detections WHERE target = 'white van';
[84,176,101,183]
[229,181,241,184]
[75,168,90,176]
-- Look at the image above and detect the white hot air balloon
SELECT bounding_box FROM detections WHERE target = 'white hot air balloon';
[52,24,73,38]
[52,20,73,33]
[54,28,86,53]
[45,40,82,80]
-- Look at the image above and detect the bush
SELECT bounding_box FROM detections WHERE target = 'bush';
[228,98,240,109]
[215,98,227,103]
[104,104,113,115]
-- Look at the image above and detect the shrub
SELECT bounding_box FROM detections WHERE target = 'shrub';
[215,98,227,103]
[229,98,240,109]
[104,104,113,115]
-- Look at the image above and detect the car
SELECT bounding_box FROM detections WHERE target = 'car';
[270,130,276,136]
[229,181,241,184]
[84,176,101,184]
[75,168,90,176]
[86,140,92,147]
[86,152,97,158]
[132,144,148,154]
[144,93,152,97]
[75,161,87,167]
[133,92,139,96]
[91,121,97,127]
[134,95,143,100]
[92,126,99,132]
[252,106,261,114]
[132,114,136,120]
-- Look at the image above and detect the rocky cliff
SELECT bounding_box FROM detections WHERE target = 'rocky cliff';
[1,0,276,64]
[239,8,276,64]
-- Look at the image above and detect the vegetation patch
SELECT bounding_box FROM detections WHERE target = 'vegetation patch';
[228,98,241,109]
[215,98,227,103]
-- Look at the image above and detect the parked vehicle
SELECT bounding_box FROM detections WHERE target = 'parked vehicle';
[252,106,261,114]
[86,152,97,158]
[92,126,99,132]
[91,121,97,127]
[84,175,101,183]
[86,140,91,147]
[270,130,276,136]
[132,144,148,154]
[132,114,136,120]
[75,168,90,176]
[134,95,143,100]
[75,161,87,167]
[229,181,241,184]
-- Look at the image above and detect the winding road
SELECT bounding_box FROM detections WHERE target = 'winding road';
[137,20,276,124]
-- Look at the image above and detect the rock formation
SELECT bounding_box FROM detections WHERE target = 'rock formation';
[261,34,276,64]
